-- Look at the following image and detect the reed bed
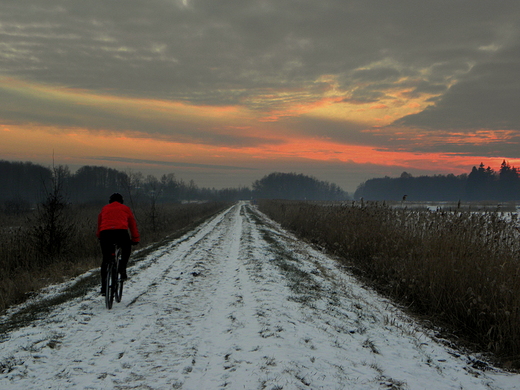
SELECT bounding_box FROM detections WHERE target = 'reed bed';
[0,201,228,312]
[258,199,520,368]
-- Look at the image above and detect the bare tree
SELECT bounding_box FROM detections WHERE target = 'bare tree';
[30,164,76,263]
[145,175,163,233]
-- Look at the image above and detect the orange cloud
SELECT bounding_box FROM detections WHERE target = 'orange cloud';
[1,120,511,189]
[1,76,515,187]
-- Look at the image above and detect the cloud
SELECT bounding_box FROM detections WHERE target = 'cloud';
[394,42,520,129]
[3,0,520,186]
[90,156,257,171]
[0,78,287,147]
[2,1,518,109]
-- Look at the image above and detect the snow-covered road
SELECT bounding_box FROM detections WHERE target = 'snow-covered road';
[1,202,518,389]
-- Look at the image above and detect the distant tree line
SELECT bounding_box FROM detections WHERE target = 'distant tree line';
[0,160,349,212]
[252,172,348,201]
[355,161,520,201]
[0,161,52,209]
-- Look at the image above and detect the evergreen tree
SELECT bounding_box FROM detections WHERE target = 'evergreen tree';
[30,165,76,263]
[498,160,520,201]
[466,163,496,201]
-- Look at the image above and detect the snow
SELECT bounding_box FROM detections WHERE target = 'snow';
[1,202,519,390]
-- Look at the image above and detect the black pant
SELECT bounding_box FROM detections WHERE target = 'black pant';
[99,229,131,290]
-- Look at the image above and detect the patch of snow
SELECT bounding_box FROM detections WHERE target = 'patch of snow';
[1,202,518,389]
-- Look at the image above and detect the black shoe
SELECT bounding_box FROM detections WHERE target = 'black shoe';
[100,289,106,296]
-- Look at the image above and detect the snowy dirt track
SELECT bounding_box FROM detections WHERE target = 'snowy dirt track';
[1,202,519,390]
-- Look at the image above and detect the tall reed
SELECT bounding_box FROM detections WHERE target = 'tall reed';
[258,200,520,367]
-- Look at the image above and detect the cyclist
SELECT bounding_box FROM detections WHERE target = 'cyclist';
[97,193,140,296]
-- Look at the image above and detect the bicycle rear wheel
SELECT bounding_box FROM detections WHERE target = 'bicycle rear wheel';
[105,261,116,309]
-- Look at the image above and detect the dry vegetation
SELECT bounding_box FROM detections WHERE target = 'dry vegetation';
[258,199,520,369]
[0,201,228,312]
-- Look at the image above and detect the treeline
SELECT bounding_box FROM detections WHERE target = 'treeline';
[0,161,250,208]
[252,172,348,201]
[355,161,520,201]
[0,160,349,211]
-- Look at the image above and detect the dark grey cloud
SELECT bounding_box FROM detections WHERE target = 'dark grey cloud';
[281,116,371,145]
[1,2,517,91]
[349,68,402,83]
[90,156,257,171]
[396,44,520,131]
[380,128,520,158]
[2,0,520,141]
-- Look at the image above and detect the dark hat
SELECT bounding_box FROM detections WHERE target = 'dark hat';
[109,193,124,204]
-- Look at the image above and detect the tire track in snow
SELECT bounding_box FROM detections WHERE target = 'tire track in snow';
[180,202,262,388]
[110,204,248,388]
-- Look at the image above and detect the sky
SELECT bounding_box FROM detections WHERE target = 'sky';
[2,0,520,193]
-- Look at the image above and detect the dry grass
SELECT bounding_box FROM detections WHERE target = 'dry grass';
[0,201,228,312]
[258,199,520,369]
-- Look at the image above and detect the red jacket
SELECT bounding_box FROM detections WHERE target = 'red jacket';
[97,201,140,242]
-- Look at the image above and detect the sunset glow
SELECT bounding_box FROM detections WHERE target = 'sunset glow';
[1,76,515,191]
[2,1,520,193]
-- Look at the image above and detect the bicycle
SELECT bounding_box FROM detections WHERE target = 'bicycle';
[105,243,124,309]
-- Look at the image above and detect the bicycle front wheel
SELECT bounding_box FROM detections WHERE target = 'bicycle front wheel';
[114,246,123,303]
[105,262,116,309]
[115,278,124,303]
